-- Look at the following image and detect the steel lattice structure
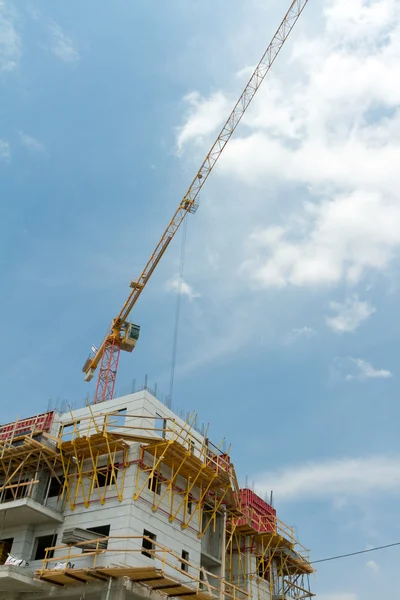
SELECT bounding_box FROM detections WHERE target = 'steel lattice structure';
[83,0,310,403]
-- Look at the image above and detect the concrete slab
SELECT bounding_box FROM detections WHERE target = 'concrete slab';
[0,564,48,592]
[0,498,64,527]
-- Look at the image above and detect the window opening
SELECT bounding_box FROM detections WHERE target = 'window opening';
[142,529,156,559]
[199,569,205,590]
[96,464,118,488]
[181,550,189,572]
[32,534,56,561]
[47,475,65,498]
[84,525,110,551]
[257,556,269,581]
[0,538,13,565]
[148,474,161,495]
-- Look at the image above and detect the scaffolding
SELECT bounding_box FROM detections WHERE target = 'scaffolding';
[226,492,314,600]
[56,409,240,536]
[133,412,241,537]
[0,412,62,507]
[58,412,131,510]
[0,407,314,600]
[35,534,248,600]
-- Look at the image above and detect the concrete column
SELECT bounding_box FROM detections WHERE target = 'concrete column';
[101,579,126,600]
[10,525,35,562]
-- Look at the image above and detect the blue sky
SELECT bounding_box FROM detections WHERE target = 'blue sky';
[1,0,400,597]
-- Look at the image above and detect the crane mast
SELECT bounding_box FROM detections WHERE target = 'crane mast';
[83,0,310,403]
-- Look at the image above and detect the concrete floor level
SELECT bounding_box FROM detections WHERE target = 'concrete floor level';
[0,391,314,600]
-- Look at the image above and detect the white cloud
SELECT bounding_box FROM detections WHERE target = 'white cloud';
[0,139,10,159]
[324,0,395,39]
[178,0,400,290]
[49,22,80,63]
[176,91,229,154]
[18,131,46,154]
[366,559,380,574]
[0,0,20,72]
[283,326,316,344]
[255,456,400,501]
[326,296,375,332]
[346,358,392,380]
[240,190,400,288]
[165,275,200,301]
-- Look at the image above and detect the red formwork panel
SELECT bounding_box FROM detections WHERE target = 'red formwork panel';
[235,508,276,533]
[239,488,276,517]
[235,489,277,534]
[0,411,55,441]
[207,451,231,473]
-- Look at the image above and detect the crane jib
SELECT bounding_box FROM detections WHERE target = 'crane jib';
[85,0,310,403]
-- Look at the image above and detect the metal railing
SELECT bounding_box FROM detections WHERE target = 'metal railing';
[0,477,65,512]
[58,410,231,476]
[233,507,297,545]
[38,535,248,600]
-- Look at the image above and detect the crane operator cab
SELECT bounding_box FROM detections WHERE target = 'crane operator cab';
[82,322,140,382]
[120,322,141,352]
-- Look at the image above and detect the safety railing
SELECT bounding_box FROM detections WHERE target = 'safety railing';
[0,412,55,443]
[58,410,232,477]
[233,508,296,545]
[292,539,312,565]
[0,476,65,512]
[38,535,248,600]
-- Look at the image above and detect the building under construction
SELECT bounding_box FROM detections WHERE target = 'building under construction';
[0,390,314,600]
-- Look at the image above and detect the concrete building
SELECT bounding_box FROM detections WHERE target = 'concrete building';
[0,390,314,600]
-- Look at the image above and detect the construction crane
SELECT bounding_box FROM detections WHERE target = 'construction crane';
[83,0,310,404]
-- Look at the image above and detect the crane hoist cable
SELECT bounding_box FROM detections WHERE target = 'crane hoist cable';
[168,218,188,405]
[83,0,310,404]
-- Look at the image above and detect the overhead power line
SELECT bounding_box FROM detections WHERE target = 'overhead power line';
[247,540,400,579]
[313,541,400,564]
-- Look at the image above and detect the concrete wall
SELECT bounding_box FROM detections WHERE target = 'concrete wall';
[248,554,272,600]
[0,390,230,597]
[0,524,36,563]
[1,393,209,578]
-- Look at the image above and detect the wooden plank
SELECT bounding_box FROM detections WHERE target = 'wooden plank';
[94,566,161,579]
[115,433,163,444]
[136,576,165,583]
[194,592,213,600]
[38,570,90,586]
[39,576,64,587]
[64,572,89,584]
[152,586,187,593]
[148,576,179,584]
[84,570,109,582]
[93,569,114,579]
[152,583,184,590]
[56,575,80,586]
